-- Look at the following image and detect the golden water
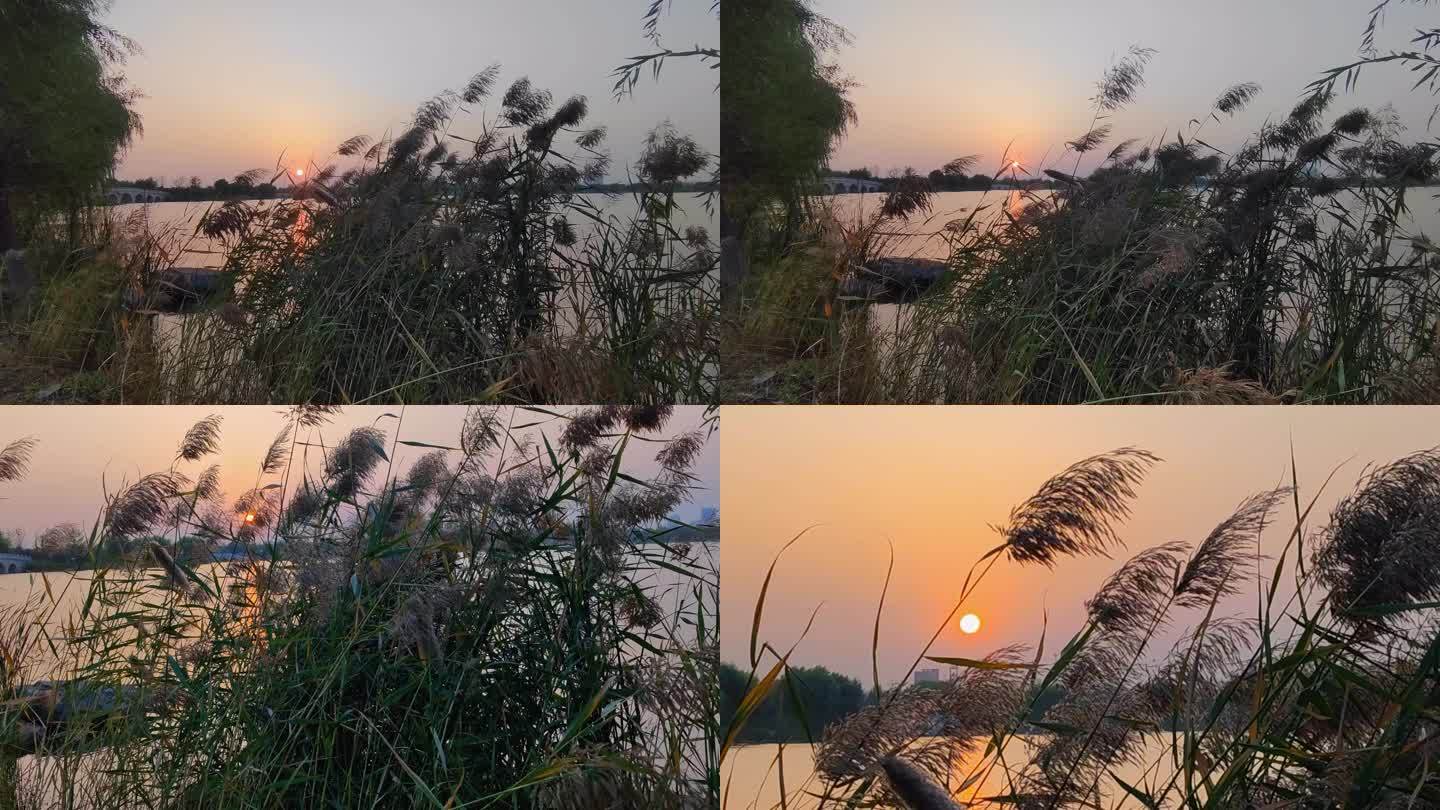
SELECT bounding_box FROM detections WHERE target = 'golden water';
[724,735,1179,810]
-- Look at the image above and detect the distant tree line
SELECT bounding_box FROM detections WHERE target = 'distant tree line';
[721,660,1071,743]
[108,173,284,202]
[828,162,1440,197]
[578,180,716,194]
[829,166,1060,192]
[0,524,219,571]
[721,662,869,743]
[102,175,715,205]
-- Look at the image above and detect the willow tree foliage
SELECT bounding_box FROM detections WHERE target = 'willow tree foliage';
[0,0,140,252]
[721,0,854,244]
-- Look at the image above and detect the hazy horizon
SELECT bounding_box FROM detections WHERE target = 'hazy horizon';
[0,406,718,541]
[821,0,1440,178]
[721,406,1440,686]
[102,0,716,184]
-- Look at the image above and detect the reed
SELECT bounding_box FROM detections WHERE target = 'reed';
[725,21,1440,404]
[1,71,715,405]
[0,405,718,808]
[726,444,1440,808]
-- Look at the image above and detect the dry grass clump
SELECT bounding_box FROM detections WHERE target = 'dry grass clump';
[1160,366,1284,404]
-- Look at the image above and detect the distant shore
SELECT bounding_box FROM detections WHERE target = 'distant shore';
[99,182,715,206]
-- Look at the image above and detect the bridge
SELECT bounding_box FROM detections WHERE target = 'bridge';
[0,552,31,573]
[821,176,882,194]
[104,186,169,204]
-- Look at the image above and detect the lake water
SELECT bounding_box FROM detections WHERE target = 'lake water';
[821,190,1048,261]
[725,735,1177,809]
[113,191,716,270]
[823,188,1440,262]
[0,562,242,679]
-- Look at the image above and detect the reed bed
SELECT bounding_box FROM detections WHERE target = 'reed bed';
[0,405,718,809]
[726,445,1440,808]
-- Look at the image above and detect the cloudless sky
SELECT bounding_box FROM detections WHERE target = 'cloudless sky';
[0,405,718,539]
[103,0,717,183]
[822,0,1440,176]
[721,406,1440,686]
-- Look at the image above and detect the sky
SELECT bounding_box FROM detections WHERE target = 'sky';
[102,0,717,184]
[822,0,1440,177]
[721,406,1440,686]
[0,405,718,539]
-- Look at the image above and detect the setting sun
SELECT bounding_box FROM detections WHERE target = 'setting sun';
[244,512,256,523]
[959,613,981,634]
[294,168,304,177]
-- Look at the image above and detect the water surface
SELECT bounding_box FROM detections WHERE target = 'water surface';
[725,735,1178,809]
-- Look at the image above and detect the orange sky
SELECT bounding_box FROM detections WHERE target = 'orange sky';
[721,406,1440,686]
[0,406,717,538]
[823,0,1440,177]
[103,1,716,183]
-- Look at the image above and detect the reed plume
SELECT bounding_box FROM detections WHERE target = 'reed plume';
[1213,81,1262,116]
[561,405,675,451]
[1086,541,1188,634]
[106,471,186,537]
[816,648,1027,805]
[324,427,388,501]
[259,425,291,475]
[1314,449,1440,629]
[0,438,35,483]
[656,429,705,474]
[880,756,965,810]
[175,414,222,462]
[192,465,221,502]
[1094,46,1156,111]
[460,408,502,457]
[998,448,1160,566]
[148,541,190,594]
[1174,489,1286,607]
[1067,124,1112,154]
[288,404,340,428]
[1139,616,1253,721]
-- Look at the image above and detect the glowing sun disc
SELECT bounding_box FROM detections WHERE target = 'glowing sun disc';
[294,168,305,177]
[959,613,981,634]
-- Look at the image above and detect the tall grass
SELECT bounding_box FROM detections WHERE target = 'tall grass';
[1,71,716,404]
[0,405,718,808]
[726,445,1440,808]
[725,47,1440,404]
